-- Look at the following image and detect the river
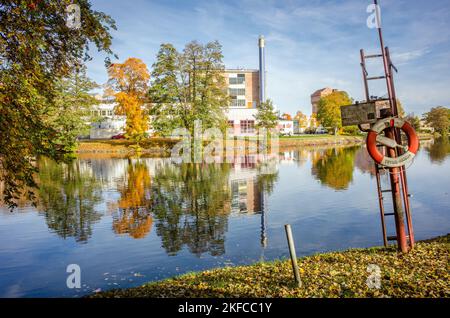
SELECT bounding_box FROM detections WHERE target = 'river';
[0,139,449,297]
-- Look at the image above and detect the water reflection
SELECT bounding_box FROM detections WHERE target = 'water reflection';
[113,161,153,239]
[4,139,449,253]
[311,146,359,190]
[425,138,450,164]
[1,140,450,297]
[150,163,232,256]
[37,158,102,243]
[25,154,279,256]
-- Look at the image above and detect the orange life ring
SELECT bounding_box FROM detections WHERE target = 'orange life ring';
[366,117,419,168]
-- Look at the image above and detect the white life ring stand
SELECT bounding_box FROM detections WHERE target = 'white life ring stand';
[366,117,419,168]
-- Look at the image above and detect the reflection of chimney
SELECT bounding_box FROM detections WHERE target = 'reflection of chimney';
[258,35,266,104]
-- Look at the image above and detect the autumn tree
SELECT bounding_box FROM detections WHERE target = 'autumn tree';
[294,111,308,128]
[148,41,228,136]
[0,0,115,208]
[317,91,352,135]
[425,106,450,137]
[282,113,292,121]
[107,58,150,143]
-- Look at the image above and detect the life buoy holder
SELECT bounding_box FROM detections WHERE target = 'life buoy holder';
[366,117,419,168]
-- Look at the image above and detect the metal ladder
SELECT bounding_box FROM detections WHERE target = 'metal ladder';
[359,2,415,251]
[374,158,414,248]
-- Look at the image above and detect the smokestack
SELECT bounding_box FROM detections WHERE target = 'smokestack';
[258,35,266,104]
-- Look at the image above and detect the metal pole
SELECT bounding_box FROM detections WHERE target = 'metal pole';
[284,224,301,287]
[386,47,415,248]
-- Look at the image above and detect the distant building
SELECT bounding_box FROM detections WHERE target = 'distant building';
[311,87,339,114]
[277,120,294,136]
[89,99,126,139]
[419,119,434,133]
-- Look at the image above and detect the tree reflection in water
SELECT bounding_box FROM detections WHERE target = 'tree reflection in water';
[426,138,450,164]
[150,163,232,257]
[32,155,278,253]
[37,158,102,243]
[113,160,153,239]
[311,146,359,190]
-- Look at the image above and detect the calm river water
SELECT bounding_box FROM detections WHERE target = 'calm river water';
[0,139,449,297]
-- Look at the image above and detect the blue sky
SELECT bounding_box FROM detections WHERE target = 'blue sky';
[87,0,450,116]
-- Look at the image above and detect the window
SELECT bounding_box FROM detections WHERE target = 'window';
[240,120,255,134]
[229,88,245,96]
[228,120,234,128]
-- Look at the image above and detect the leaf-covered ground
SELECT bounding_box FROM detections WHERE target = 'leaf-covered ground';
[92,235,449,298]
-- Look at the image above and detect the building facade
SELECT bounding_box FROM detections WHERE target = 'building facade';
[223,69,261,136]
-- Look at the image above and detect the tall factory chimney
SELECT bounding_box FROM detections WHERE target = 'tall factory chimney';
[258,35,266,104]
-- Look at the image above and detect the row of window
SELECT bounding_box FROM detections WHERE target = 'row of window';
[228,120,255,134]
[229,88,246,96]
[230,99,246,107]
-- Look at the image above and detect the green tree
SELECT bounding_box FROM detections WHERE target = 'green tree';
[404,113,421,131]
[149,41,229,136]
[425,106,450,137]
[317,91,352,135]
[148,44,183,135]
[0,0,115,208]
[254,99,278,130]
[48,65,99,158]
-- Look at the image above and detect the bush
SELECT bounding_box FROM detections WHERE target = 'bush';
[341,126,361,136]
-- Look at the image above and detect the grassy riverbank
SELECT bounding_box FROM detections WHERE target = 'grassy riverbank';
[76,133,435,157]
[77,135,364,156]
[92,234,449,298]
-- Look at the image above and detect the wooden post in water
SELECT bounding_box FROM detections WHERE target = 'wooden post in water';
[284,224,301,287]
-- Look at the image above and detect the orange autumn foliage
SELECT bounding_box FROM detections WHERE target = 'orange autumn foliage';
[115,92,148,138]
[107,58,150,141]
